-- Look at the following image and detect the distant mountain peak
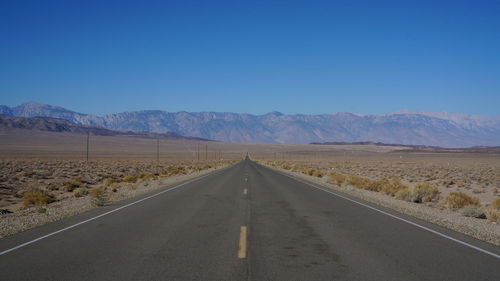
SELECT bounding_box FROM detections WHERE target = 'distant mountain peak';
[266,111,284,116]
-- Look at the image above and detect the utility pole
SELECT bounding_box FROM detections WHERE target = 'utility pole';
[197,142,200,162]
[156,137,160,167]
[86,131,90,162]
[205,144,208,160]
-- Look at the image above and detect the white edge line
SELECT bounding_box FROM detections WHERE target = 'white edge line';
[262,163,500,259]
[0,163,236,256]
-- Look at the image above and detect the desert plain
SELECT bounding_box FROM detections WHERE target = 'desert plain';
[0,127,499,241]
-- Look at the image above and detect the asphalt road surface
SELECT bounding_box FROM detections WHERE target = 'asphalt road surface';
[1,158,499,280]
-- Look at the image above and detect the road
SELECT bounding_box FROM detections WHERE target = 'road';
[0,158,499,280]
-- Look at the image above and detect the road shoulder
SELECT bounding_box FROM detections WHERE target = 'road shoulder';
[258,161,500,247]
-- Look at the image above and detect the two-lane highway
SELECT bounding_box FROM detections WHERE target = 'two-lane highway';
[1,159,499,280]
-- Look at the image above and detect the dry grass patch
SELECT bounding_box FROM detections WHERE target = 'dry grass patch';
[73,187,89,198]
[122,175,139,183]
[393,182,439,203]
[89,187,109,207]
[102,177,118,186]
[380,178,408,196]
[408,182,440,203]
[139,173,157,180]
[328,172,347,186]
[63,179,83,192]
[444,192,481,209]
[89,187,104,198]
[486,198,500,222]
[22,190,53,207]
[395,188,411,201]
[346,175,370,189]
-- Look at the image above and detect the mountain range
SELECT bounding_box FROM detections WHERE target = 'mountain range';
[0,114,208,141]
[1,102,499,147]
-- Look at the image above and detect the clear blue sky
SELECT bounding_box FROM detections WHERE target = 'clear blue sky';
[1,0,499,116]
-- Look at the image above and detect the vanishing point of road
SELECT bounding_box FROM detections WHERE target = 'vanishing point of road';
[1,158,499,280]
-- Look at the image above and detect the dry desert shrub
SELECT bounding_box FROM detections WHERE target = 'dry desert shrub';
[301,168,322,177]
[162,166,187,176]
[328,172,347,186]
[343,175,390,193]
[305,168,315,176]
[122,175,139,183]
[90,187,109,206]
[22,190,53,207]
[73,187,89,198]
[139,173,157,180]
[364,177,388,192]
[102,177,118,186]
[395,182,439,203]
[346,175,370,189]
[486,198,500,222]
[408,182,440,203]
[313,170,323,178]
[380,178,408,196]
[63,179,82,192]
[89,187,104,198]
[327,169,407,195]
[395,188,411,201]
[444,192,480,209]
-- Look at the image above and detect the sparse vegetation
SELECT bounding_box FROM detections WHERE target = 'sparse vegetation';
[328,172,347,186]
[46,184,59,191]
[73,188,89,198]
[89,187,104,198]
[63,179,83,192]
[407,182,440,203]
[122,175,139,183]
[139,173,156,180]
[102,177,117,186]
[444,192,481,209]
[273,161,439,204]
[460,206,485,219]
[0,159,235,212]
[90,187,108,207]
[395,188,411,201]
[486,198,500,222]
[22,190,53,207]
[381,178,408,196]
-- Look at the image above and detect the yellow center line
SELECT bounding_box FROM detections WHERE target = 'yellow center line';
[238,226,247,259]
[243,188,247,195]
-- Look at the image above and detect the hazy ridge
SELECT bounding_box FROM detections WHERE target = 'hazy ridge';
[0,114,208,141]
[1,102,499,147]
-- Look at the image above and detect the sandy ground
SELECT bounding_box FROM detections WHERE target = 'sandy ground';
[1,128,498,241]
